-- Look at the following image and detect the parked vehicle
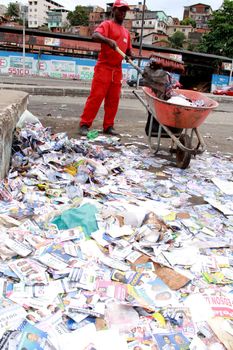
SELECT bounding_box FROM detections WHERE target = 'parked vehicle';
[126,77,144,87]
[213,86,233,96]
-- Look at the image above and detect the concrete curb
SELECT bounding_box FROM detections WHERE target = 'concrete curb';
[0,90,28,179]
[0,84,141,99]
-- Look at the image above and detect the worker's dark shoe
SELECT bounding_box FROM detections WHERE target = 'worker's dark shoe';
[79,125,89,136]
[103,127,120,136]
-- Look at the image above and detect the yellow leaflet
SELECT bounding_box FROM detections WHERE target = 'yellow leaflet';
[163,212,176,221]
[21,186,27,194]
[152,312,166,327]
[64,165,77,176]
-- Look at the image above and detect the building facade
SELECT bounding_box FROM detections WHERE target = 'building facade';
[47,8,69,31]
[0,5,7,16]
[167,24,194,39]
[183,3,213,30]
[132,17,167,36]
[28,0,64,28]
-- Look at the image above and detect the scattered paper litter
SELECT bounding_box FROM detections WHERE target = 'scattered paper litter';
[0,111,232,350]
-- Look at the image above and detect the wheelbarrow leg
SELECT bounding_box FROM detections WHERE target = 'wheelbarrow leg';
[147,112,154,152]
[147,112,161,154]
[155,125,162,154]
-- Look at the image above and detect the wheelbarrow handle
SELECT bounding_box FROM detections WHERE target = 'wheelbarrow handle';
[115,46,144,76]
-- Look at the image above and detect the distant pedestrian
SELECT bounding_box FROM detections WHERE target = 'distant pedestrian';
[79,0,133,136]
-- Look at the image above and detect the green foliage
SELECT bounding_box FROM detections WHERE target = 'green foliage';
[186,40,200,52]
[180,17,196,28]
[67,6,91,26]
[5,2,20,19]
[169,31,186,49]
[198,0,233,57]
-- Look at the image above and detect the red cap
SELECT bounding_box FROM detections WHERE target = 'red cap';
[113,0,130,10]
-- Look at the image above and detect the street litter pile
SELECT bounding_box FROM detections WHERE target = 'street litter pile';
[0,113,233,350]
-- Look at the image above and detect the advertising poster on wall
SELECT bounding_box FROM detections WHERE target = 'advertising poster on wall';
[50,60,76,79]
[9,56,33,76]
[44,38,60,47]
[0,50,137,82]
[78,65,94,80]
[211,74,233,92]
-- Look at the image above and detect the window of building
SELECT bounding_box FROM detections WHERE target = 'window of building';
[35,8,37,12]
[29,1,32,4]
[29,21,32,24]
[149,21,152,24]
[174,28,176,32]
[34,21,37,24]
[182,29,185,32]
[34,1,37,4]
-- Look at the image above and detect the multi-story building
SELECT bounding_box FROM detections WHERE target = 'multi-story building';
[136,10,171,25]
[173,18,180,25]
[89,7,106,34]
[132,17,167,37]
[47,8,69,31]
[89,3,148,34]
[183,3,213,30]
[28,0,64,28]
[167,24,194,39]
[135,32,168,46]
[132,10,180,43]
[0,4,7,16]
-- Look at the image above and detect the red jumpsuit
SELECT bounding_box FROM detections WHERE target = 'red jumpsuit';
[79,20,132,131]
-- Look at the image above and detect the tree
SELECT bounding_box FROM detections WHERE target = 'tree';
[180,17,196,28]
[67,6,91,26]
[169,31,186,49]
[5,2,20,20]
[198,0,233,57]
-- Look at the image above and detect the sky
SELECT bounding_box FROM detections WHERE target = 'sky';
[0,0,223,19]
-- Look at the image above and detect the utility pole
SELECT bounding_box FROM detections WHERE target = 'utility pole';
[22,6,26,76]
[136,0,146,89]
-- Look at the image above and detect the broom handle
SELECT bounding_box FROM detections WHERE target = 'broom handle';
[115,47,144,75]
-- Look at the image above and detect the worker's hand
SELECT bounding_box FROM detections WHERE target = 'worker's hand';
[106,38,117,50]
[126,49,133,61]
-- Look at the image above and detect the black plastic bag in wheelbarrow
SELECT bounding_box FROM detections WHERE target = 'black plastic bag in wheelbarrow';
[145,112,182,138]
[142,66,173,100]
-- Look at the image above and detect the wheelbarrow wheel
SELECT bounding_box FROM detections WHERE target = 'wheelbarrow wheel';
[176,134,191,169]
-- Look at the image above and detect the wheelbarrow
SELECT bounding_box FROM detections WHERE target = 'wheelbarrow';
[134,87,219,169]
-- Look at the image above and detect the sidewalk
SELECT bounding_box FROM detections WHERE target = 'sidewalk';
[0,74,232,102]
[0,75,140,99]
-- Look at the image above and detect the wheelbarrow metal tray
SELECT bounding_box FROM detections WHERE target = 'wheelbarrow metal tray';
[143,87,219,129]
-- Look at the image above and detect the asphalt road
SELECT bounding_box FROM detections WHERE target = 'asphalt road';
[27,94,233,154]
[0,74,232,154]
